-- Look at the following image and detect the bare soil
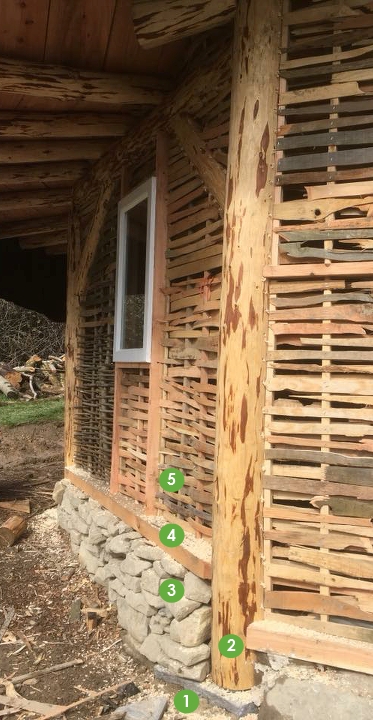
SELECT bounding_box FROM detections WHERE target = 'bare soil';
[0,423,239,720]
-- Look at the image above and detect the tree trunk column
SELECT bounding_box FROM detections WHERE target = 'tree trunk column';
[212,0,282,690]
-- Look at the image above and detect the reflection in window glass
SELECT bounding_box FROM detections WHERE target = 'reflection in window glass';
[122,198,147,349]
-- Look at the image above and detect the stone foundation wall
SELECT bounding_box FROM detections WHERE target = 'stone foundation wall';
[54,480,212,682]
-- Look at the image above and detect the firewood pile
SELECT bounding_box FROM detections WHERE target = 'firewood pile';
[0,354,65,400]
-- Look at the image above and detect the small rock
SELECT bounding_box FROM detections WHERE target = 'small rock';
[184,572,211,604]
[88,523,106,545]
[153,561,169,578]
[170,606,211,647]
[57,507,71,532]
[94,565,115,588]
[122,574,142,593]
[159,658,210,682]
[117,600,150,643]
[124,696,168,720]
[133,544,164,562]
[159,636,210,667]
[53,480,68,505]
[140,634,167,664]
[70,512,89,536]
[125,590,156,617]
[141,568,161,595]
[160,556,186,578]
[150,613,171,635]
[108,536,132,557]
[168,596,200,621]
[78,544,102,574]
[143,589,165,609]
[69,529,82,547]
[110,578,127,598]
[121,553,151,576]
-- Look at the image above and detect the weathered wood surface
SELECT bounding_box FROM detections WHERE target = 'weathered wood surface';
[132,0,236,47]
[212,0,281,691]
[0,57,169,105]
[0,112,131,139]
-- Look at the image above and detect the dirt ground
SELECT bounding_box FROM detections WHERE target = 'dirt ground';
[0,422,244,720]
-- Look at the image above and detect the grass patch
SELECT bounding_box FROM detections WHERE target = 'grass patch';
[0,397,65,427]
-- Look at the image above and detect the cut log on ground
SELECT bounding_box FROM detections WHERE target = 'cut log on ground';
[0,376,18,399]
[0,516,27,547]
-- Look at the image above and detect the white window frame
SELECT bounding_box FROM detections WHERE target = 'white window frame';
[113,177,156,363]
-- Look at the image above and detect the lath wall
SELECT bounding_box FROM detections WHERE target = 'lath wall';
[263,0,373,640]
[115,76,231,535]
[75,186,119,483]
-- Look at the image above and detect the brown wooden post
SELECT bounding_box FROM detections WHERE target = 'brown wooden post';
[145,132,169,513]
[65,212,80,468]
[211,0,282,690]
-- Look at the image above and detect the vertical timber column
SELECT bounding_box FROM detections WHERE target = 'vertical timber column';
[212,0,282,690]
[65,211,80,468]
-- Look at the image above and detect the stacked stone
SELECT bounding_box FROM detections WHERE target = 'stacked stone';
[54,480,212,681]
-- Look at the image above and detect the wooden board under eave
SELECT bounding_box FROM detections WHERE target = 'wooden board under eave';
[211,0,282,691]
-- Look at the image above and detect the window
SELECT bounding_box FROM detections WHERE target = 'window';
[113,177,156,362]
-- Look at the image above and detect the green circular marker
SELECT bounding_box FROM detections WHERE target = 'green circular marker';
[174,689,199,714]
[159,578,184,603]
[218,634,244,658]
[159,467,185,492]
[159,523,185,548]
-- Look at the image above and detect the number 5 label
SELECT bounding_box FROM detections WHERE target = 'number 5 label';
[159,468,185,492]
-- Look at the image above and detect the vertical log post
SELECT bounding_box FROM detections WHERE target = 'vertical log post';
[212,0,282,690]
[145,132,169,513]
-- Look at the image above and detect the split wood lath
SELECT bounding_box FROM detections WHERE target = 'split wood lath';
[263,0,373,643]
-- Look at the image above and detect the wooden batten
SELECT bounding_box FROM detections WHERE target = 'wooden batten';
[0,140,112,165]
[0,215,68,240]
[19,232,67,250]
[0,57,170,106]
[65,214,80,468]
[75,179,115,296]
[0,162,88,191]
[132,0,236,47]
[0,189,71,216]
[145,132,169,513]
[211,0,282,690]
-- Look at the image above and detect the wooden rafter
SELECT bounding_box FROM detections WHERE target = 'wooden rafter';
[132,0,236,47]
[0,140,112,165]
[170,113,226,210]
[0,112,132,139]
[0,57,170,106]
[0,215,68,240]
[0,162,88,191]
[19,232,67,250]
[0,190,71,218]
[75,179,115,295]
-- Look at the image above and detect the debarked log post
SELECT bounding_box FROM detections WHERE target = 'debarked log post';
[212,0,282,690]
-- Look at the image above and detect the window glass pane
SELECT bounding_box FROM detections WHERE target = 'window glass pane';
[122,198,147,349]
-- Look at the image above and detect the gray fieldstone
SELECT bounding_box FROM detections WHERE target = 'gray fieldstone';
[88,523,106,545]
[117,600,150,643]
[57,508,71,532]
[123,696,168,720]
[92,508,114,529]
[107,535,132,557]
[61,492,76,515]
[53,480,68,505]
[160,556,186,578]
[159,636,210,667]
[159,658,210,682]
[78,544,103,575]
[70,512,89,536]
[184,572,211,604]
[143,589,165,610]
[153,561,169,579]
[88,498,101,512]
[116,521,132,534]
[68,488,88,509]
[69,529,82,547]
[110,578,127,598]
[125,590,156,617]
[122,574,142,593]
[168,596,200,621]
[94,564,116,588]
[133,543,164,562]
[141,568,161,595]
[139,633,167,664]
[108,586,120,604]
[81,541,101,558]
[121,553,151,576]
[150,613,171,635]
[70,542,80,556]
[170,606,211,647]
[259,677,373,720]
[125,531,142,540]
[78,501,93,526]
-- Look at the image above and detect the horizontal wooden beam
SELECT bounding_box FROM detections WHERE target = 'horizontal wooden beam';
[0,57,170,106]
[0,140,112,165]
[132,0,236,47]
[0,112,131,140]
[45,244,67,255]
[0,189,71,221]
[0,215,68,240]
[264,261,373,279]
[19,231,67,250]
[247,620,373,676]
[170,113,226,210]
[65,466,212,579]
[0,161,88,191]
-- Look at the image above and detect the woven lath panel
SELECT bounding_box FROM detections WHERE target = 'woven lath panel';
[118,367,150,502]
[156,91,231,537]
[75,185,119,483]
[263,0,373,640]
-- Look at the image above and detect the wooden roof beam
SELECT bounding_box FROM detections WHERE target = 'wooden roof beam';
[0,215,68,240]
[19,231,67,250]
[0,189,71,221]
[0,57,170,106]
[0,162,88,191]
[0,112,133,140]
[0,140,112,165]
[132,0,236,48]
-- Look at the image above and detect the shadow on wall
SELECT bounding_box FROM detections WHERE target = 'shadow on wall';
[0,240,67,322]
